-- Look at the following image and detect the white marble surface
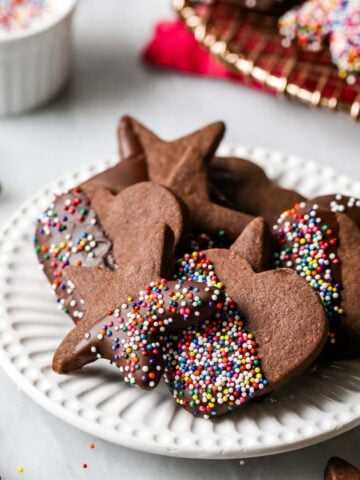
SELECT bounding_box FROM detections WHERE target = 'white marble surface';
[0,0,359,478]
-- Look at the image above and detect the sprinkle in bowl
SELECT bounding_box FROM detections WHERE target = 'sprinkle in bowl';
[0,0,77,115]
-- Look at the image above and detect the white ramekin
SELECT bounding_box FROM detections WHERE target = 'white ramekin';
[0,0,77,116]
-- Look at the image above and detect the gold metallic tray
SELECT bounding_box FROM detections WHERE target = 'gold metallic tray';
[174,0,360,120]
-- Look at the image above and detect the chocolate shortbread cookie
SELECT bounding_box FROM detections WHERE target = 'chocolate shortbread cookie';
[36,118,358,372]
[273,195,360,359]
[34,150,148,323]
[57,181,184,325]
[164,238,327,418]
[209,156,306,227]
[118,116,254,239]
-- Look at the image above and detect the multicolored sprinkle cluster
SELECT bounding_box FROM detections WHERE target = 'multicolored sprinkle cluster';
[34,188,112,320]
[88,282,166,389]
[273,202,342,343]
[279,0,360,75]
[0,0,50,32]
[84,279,223,389]
[164,252,267,419]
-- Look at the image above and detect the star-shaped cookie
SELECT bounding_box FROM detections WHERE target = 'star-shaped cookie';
[118,116,253,239]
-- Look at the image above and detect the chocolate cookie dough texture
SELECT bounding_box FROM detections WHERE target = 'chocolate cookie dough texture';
[118,116,305,234]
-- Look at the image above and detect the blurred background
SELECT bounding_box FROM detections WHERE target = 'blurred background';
[0,0,359,224]
[0,1,359,479]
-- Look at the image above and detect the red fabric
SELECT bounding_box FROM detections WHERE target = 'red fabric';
[142,20,270,93]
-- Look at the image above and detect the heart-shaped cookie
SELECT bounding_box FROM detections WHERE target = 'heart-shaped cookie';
[164,232,328,418]
[118,116,253,239]
[45,179,184,328]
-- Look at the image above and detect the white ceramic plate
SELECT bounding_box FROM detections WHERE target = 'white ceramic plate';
[0,145,360,459]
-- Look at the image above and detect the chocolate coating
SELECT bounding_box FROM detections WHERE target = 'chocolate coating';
[205,250,328,386]
[54,280,225,390]
[52,181,189,380]
[311,194,360,228]
[34,147,150,324]
[34,188,114,322]
[165,249,327,418]
[273,197,360,359]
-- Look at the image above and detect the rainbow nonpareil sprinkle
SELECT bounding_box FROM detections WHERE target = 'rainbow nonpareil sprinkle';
[85,278,223,390]
[34,188,113,321]
[273,202,342,344]
[164,252,267,419]
[279,0,360,75]
[0,0,50,32]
